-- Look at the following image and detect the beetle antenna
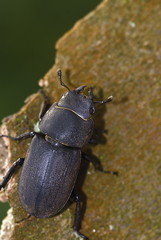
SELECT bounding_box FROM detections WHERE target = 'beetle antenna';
[57,69,70,91]
[93,96,113,104]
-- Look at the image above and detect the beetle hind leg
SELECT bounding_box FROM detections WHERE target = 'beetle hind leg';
[71,191,89,240]
[82,153,118,176]
[0,158,25,190]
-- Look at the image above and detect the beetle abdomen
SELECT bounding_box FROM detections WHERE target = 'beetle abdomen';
[39,106,94,147]
[18,135,81,218]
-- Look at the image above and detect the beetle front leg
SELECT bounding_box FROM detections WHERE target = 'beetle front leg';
[0,158,24,190]
[0,131,35,142]
[88,128,108,145]
[38,89,51,121]
[71,191,89,240]
[82,153,118,176]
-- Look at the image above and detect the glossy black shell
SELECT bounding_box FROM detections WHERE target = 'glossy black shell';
[18,135,81,218]
[18,88,95,218]
[39,105,94,148]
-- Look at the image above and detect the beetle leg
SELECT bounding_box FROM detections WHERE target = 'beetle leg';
[88,138,98,144]
[0,158,24,190]
[0,131,35,142]
[38,89,51,121]
[82,153,118,176]
[88,128,108,145]
[71,191,89,240]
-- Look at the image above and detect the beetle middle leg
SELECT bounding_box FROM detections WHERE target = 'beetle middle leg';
[0,131,36,189]
[0,157,24,190]
[71,190,89,240]
[82,153,118,176]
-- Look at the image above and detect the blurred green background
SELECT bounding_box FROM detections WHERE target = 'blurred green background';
[0,0,100,226]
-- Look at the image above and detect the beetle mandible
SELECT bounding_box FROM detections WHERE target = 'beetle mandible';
[0,70,117,240]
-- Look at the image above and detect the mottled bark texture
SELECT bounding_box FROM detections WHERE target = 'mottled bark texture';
[0,0,161,239]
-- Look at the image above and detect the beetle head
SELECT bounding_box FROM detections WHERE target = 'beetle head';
[56,69,113,119]
[58,86,95,120]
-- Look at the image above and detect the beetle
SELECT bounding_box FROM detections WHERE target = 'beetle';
[0,70,117,239]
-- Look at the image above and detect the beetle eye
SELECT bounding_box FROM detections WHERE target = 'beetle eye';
[89,106,95,115]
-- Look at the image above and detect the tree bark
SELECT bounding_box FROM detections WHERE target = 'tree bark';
[1,0,161,239]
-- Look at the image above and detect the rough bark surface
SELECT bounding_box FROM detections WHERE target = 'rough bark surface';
[0,0,161,239]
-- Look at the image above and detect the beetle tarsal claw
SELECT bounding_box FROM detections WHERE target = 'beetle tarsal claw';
[73,231,88,240]
[107,95,113,102]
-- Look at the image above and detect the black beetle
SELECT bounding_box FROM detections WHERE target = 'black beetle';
[0,70,117,239]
